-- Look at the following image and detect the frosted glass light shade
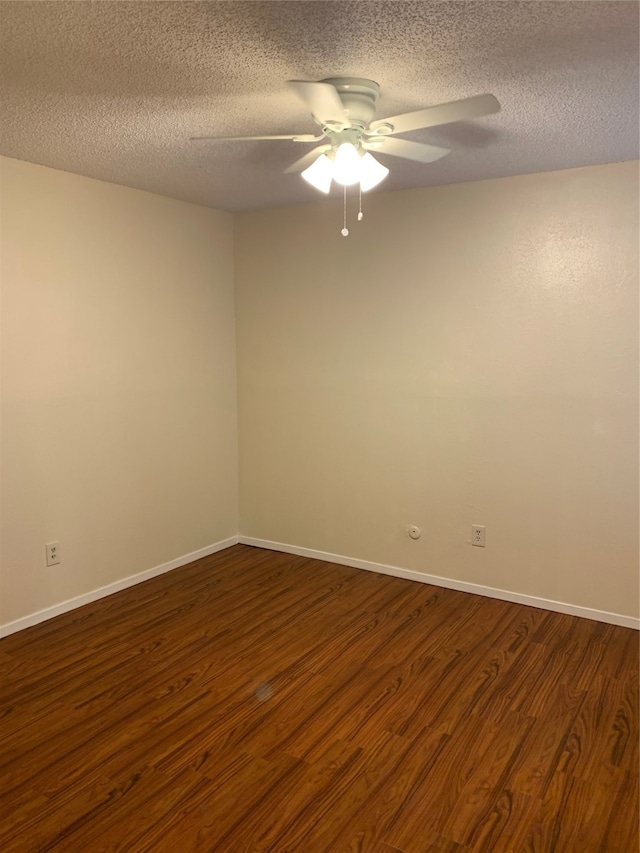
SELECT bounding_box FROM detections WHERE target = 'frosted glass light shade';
[359,152,389,191]
[301,154,333,193]
[332,143,362,186]
[301,146,390,195]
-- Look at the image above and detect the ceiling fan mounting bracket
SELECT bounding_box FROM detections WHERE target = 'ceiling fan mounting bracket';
[366,122,394,136]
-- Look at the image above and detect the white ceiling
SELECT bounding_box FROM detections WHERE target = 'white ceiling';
[0,1,638,213]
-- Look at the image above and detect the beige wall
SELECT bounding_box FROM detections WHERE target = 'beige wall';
[1,157,238,627]
[2,157,637,629]
[235,161,639,618]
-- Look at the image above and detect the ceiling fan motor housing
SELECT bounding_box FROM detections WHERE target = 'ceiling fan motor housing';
[322,77,381,127]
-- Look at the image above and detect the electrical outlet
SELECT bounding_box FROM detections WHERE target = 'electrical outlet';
[45,542,61,566]
[471,525,486,547]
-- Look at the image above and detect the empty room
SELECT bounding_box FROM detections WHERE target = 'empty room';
[0,2,638,851]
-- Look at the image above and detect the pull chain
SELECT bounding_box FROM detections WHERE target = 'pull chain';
[358,184,363,221]
[341,184,349,236]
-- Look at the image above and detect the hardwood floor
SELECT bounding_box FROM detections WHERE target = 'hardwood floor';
[0,544,637,852]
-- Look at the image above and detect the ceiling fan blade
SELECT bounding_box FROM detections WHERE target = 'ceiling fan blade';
[367,137,450,164]
[288,80,349,129]
[284,145,332,174]
[369,94,500,136]
[190,133,321,143]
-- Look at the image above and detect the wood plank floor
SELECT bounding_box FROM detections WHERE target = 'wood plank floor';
[0,544,637,852]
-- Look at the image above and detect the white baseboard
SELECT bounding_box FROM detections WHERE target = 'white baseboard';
[0,536,239,638]
[4,533,637,637]
[238,536,640,630]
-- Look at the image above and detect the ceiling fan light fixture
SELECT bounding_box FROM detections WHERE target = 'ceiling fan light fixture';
[301,153,333,193]
[190,78,500,214]
[332,142,362,186]
[359,152,389,191]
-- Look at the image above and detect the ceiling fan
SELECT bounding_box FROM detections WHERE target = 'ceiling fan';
[191,77,500,193]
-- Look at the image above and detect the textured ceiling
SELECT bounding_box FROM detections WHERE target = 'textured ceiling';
[0,1,638,213]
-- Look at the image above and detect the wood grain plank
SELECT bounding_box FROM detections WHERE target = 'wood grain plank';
[0,545,636,853]
[442,710,537,848]
[384,715,497,851]
[327,725,450,852]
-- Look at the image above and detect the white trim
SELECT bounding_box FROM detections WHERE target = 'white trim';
[4,533,636,637]
[0,536,239,638]
[238,536,640,630]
